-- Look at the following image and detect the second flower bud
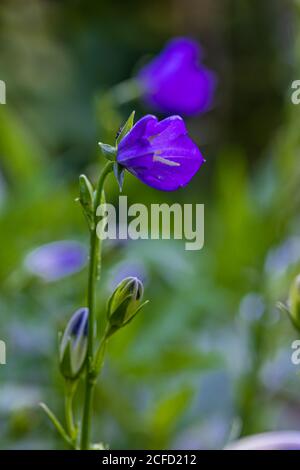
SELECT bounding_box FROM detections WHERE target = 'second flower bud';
[59,307,89,380]
[106,277,148,336]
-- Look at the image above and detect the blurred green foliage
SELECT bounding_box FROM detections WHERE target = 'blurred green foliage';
[1,0,300,450]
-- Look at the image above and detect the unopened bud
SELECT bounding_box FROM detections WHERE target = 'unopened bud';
[106,277,148,336]
[59,307,89,380]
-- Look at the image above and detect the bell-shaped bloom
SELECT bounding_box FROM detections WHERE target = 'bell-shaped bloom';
[24,240,87,282]
[225,431,300,450]
[138,37,216,116]
[59,307,89,380]
[116,114,204,191]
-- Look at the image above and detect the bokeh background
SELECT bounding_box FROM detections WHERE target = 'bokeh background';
[1,0,300,449]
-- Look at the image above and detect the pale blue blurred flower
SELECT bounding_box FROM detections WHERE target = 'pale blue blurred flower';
[239,293,265,322]
[265,236,300,277]
[225,431,300,450]
[24,240,87,282]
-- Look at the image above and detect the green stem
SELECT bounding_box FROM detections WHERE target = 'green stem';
[80,161,113,450]
[107,79,143,106]
[94,335,108,374]
[239,314,267,436]
[65,381,77,441]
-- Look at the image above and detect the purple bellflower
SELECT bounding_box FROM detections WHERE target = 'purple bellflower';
[116,114,204,191]
[138,37,216,116]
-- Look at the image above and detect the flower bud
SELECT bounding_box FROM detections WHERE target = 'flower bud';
[289,275,300,331]
[106,277,148,336]
[59,307,89,380]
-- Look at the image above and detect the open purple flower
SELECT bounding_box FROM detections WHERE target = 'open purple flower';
[116,114,204,191]
[138,37,216,116]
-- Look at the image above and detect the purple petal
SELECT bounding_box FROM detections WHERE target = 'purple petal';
[69,308,89,337]
[118,115,157,151]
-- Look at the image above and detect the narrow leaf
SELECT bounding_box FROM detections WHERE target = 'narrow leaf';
[40,402,75,449]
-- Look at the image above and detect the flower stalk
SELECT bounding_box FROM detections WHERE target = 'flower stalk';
[80,161,114,450]
[65,380,77,442]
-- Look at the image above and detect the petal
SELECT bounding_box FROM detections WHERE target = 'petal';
[120,139,204,191]
[118,115,157,152]
[147,115,187,145]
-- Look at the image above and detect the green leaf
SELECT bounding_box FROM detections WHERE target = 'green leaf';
[40,402,75,449]
[98,142,117,161]
[116,110,135,145]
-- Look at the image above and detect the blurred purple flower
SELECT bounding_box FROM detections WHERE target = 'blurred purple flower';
[225,432,300,450]
[138,37,216,116]
[117,114,204,191]
[24,240,87,282]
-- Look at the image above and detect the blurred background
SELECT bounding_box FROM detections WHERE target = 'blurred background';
[0,0,300,449]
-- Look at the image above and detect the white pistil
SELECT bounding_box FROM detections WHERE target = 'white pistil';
[153,154,180,167]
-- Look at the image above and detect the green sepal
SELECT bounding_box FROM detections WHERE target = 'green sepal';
[116,110,135,145]
[288,275,300,331]
[108,295,132,325]
[59,341,73,380]
[113,162,125,191]
[119,299,149,330]
[98,142,117,161]
[78,174,95,230]
[105,298,149,339]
